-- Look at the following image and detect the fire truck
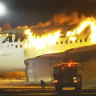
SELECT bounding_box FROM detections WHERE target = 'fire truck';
[53,59,82,92]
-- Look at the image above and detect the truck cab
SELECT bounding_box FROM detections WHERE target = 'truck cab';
[53,59,82,92]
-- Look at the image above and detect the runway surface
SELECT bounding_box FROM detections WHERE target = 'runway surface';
[0,80,96,96]
[0,88,96,96]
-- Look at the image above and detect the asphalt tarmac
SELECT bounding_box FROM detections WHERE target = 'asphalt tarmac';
[0,88,96,96]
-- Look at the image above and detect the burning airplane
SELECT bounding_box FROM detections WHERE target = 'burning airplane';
[1,12,96,81]
[24,17,96,81]
[24,17,96,58]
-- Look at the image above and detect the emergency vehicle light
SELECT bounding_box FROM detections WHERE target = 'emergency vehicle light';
[53,80,58,84]
[65,60,78,67]
[65,63,77,67]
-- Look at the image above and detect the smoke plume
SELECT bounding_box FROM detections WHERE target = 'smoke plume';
[30,12,86,28]
[15,11,89,36]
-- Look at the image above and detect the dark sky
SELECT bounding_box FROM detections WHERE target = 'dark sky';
[0,0,96,27]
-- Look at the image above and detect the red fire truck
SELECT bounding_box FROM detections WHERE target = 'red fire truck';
[53,59,82,92]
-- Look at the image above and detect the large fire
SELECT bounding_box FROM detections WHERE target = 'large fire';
[66,17,96,42]
[24,17,96,58]
[24,29,60,50]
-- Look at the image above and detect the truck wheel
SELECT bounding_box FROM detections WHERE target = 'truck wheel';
[55,85,62,93]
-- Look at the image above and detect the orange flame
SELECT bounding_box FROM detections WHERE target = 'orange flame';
[24,29,61,50]
[24,17,96,58]
[66,17,96,43]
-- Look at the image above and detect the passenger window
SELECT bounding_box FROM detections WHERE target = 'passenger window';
[15,45,18,48]
[80,39,82,42]
[66,40,68,44]
[61,41,63,44]
[20,45,22,48]
[70,41,72,43]
[75,40,77,43]
[85,38,87,42]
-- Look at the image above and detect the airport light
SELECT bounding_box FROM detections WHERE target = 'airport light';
[0,2,6,16]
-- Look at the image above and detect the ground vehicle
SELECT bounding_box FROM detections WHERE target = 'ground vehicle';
[53,59,82,92]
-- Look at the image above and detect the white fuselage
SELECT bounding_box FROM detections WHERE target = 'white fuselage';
[0,32,96,73]
[25,33,96,59]
[0,35,25,73]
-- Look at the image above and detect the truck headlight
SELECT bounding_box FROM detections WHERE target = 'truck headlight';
[73,77,78,83]
[53,80,58,84]
[74,79,78,83]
